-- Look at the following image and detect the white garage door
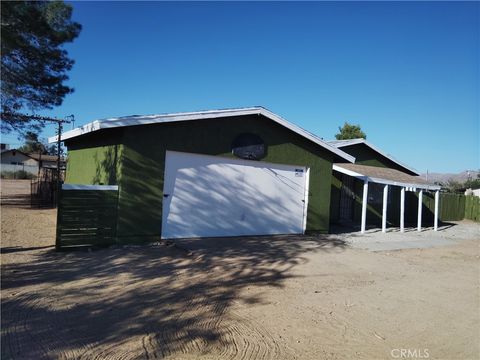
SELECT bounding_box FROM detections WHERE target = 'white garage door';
[161,151,310,239]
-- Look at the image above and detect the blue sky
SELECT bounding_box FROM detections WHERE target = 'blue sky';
[3,1,479,173]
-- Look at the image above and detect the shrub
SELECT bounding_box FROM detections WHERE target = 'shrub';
[0,170,36,179]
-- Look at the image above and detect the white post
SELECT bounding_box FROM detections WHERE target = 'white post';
[382,184,388,233]
[400,187,405,232]
[361,180,368,233]
[417,189,423,232]
[434,190,439,231]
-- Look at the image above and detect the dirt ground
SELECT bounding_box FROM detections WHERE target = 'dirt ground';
[0,180,33,208]
[1,180,479,360]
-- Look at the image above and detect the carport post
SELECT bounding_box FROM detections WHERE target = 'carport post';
[361,179,368,233]
[417,189,423,231]
[434,190,440,231]
[400,187,405,232]
[382,184,388,233]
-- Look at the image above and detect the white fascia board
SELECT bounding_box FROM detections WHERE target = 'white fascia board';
[328,138,365,147]
[368,177,441,191]
[332,164,368,180]
[48,107,355,163]
[48,120,102,143]
[48,109,261,143]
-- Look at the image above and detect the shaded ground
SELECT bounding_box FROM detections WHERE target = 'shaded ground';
[0,180,32,207]
[1,181,479,359]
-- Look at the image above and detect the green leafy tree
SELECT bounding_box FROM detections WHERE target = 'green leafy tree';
[444,179,465,193]
[335,122,367,140]
[17,131,56,155]
[1,1,81,135]
[464,174,480,190]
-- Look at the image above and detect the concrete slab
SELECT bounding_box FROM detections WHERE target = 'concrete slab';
[344,221,479,251]
[351,237,456,251]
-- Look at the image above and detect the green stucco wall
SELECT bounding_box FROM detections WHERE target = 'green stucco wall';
[340,143,417,175]
[329,171,342,222]
[65,129,124,186]
[65,115,335,243]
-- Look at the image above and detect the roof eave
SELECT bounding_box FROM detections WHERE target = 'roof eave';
[49,107,356,163]
[332,164,440,191]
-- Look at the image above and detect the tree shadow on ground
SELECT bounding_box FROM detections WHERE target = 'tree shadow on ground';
[0,193,32,207]
[0,245,54,254]
[1,234,347,359]
[330,221,457,235]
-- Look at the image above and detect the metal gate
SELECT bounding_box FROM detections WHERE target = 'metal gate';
[56,184,119,249]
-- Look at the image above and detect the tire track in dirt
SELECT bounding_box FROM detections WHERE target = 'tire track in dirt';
[2,292,86,360]
[216,310,284,360]
[2,283,285,360]
[155,293,285,360]
[140,280,286,359]
[2,254,286,360]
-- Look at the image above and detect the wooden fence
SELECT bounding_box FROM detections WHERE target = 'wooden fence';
[465,195,480,222]
[419,193,479,222]
[56,185,119,249]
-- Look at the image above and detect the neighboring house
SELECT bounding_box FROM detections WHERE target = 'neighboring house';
[0,149,65,170]
[328,138,441,232]
[465,188,480,197]
[49,107,440,244]
[1,143,10,152]
[27,153,66,169]
[0,149,39,167]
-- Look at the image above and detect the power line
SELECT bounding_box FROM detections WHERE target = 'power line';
[1,111,74,200]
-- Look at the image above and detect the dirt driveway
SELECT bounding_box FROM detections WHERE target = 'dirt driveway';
[1,184,479,359]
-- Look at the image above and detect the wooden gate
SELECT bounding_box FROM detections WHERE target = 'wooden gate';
[56,185,119,249]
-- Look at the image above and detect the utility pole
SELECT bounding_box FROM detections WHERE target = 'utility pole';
[56,120,63,191]
[1,112,73,205]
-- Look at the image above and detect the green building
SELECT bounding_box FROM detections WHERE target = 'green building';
[53,107,355,244]
[51,107,440,248]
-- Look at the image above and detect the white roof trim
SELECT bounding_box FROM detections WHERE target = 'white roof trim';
[332,164,440,191]
[328,138,419,175]
[48,107,355,163]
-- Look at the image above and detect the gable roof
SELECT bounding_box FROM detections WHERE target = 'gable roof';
[0,149,64,162]
[48,107,355,162]
[0,149,33,160]
[327,138,419,176]
[28,153,65,162]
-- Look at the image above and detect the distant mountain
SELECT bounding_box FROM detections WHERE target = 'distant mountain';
[420,170,480,184]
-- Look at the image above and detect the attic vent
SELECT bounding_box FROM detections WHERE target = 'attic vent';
[231,133,266,160]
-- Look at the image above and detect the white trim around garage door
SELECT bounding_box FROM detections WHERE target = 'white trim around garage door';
[161,151,311,239]
[302,167,311,233]
[62,184,119,190]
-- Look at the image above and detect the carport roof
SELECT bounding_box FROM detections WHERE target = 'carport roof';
[333,163,441,190]
[48,107,355,163]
